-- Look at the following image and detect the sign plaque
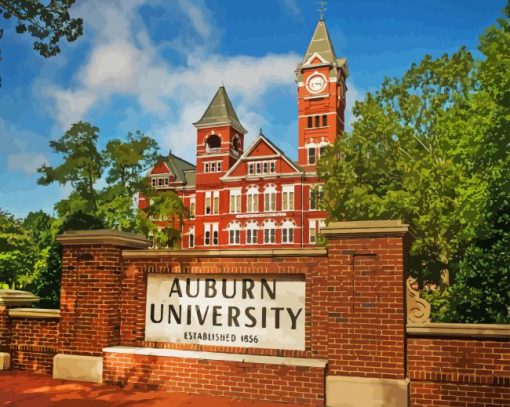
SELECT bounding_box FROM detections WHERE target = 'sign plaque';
[145,274,305,350]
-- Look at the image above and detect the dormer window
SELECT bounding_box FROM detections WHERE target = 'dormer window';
[248,160,276,176]
[151,176,170,188]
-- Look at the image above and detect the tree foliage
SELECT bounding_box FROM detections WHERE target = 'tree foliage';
[37,121,186,242]
[318,10,509,322]
[0,210,36,289]
[0,0,82,58]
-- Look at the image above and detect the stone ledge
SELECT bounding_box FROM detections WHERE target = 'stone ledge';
[103,346,328,368]
[321,220,410,238]
[122,247,328,258]
[57,229,149,249]
[8,308,60,319]
[326,375,409,407]
[0,352,10,370]
[53,354,103,383]
[0,290,39,307]
[407,323,510,339]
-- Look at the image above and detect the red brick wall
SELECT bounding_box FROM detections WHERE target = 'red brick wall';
[120,256,329,360]
[0,306,10,349]
[9,317,59,374]
[59,244,123,356]
[104,352,325,406]
[325,237,407,379]
[408,337,510,406]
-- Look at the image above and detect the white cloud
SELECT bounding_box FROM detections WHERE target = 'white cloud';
[7,153,48,175]
[279,0,301,18]
[44,0,301,154]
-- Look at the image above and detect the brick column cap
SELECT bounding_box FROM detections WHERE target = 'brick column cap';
[0,289,40,307]
[57,229,150,249]
[321,220,411,238]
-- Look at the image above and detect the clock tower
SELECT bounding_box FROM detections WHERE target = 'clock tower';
[295,19,349,171]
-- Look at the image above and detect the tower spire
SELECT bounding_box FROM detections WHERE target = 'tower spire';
[317,1,327,20]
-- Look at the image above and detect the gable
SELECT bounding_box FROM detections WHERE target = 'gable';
[150,162,171,175]
[248,139,278,157]
[223,135,302,180]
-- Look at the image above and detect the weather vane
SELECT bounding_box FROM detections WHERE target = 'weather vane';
[317,0,327,20]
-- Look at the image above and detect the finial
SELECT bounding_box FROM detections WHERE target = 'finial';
[317,0,327,20]
[259,128,263,136]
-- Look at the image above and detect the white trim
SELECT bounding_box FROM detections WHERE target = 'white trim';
[304,94,328,100]
[103,346,327,368]
[222,135,302,179]
[303,52,328,66]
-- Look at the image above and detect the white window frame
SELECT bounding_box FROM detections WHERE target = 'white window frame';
[247,186,259,213]
[227,222,241,245]
[229,189,242,213]
[264,185,277,212]
[213,190,220,215]
[212,223,219,245]
[263,220,276,244]
[282,220,295,243]
[189,196,196,219]
[205,192,212,215]
[245,221,258,244]
[188,227,195,248]
[282,185,295,211]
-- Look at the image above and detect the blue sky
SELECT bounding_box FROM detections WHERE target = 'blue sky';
[0,0,506,218]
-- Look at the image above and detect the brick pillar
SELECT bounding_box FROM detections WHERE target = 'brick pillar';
[54,230,148,383]
[321,220,411,407]
[0,290,40,369]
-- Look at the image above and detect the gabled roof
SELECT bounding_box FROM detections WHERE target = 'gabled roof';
[167,153,195,184]
[149,152,196,187]
[222,133,303,179]
[296,19,349,81]
[193,86,247,134]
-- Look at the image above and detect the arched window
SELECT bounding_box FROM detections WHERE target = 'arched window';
[227,222,241,245]
[263,220,276,244]
[188,227,195,248]
[245,221,258,244]
[308,146,316,164]
[247,185,259,212]
[232,135,241,152]
[281,220,295,243]
[206,134,221,152]
[264,185,277,212]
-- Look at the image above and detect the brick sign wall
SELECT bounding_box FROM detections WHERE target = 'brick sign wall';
[1,221,509,406]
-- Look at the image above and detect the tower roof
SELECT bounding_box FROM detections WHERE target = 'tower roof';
[193,86,247,134]
[296,19,349,82]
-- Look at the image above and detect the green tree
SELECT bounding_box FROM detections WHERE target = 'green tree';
[444,12,510,323]
[0,210,36,289]
[318,9,509,323]
[140,191,189,248]
[0,0,82,57]
[0,0,83,86]
[23,211,59,308]
[38,121,103,218]
[99,131,159,231]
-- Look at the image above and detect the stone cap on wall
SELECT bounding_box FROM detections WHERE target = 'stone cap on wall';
[321,220,410,238]
[407,323,510,339]
[57,229,150,249]
[8,308,60,319]
[0,290,40,307]
[123,247,327,258]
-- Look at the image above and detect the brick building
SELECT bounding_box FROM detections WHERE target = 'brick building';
[140,19,348,249]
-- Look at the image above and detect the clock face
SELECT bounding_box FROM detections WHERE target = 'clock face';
[306,73,327,94]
